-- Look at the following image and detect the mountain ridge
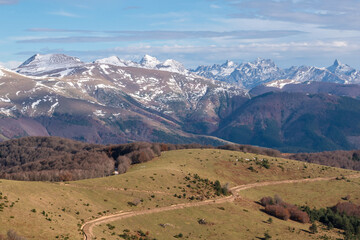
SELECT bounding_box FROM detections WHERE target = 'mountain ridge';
[3,53,360,152]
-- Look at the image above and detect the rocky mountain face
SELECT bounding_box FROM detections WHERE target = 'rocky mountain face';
[95,54,189,75]
[192,59,360,89]
[3,53,360,152]
[0,54,247,145]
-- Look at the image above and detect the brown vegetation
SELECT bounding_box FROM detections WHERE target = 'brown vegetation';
[333,202,360,218]
[0,138,213,182]
[218,144,281,157]
[261,196,310,223]
[0,137,112,181]
[3,135,355,182]
[290,150,360,171]
[0,230,27,240]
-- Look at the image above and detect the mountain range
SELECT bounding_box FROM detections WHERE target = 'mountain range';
[1,53,360,152]
[192,58,360,89]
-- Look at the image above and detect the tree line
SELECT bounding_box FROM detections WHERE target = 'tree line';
[2,136,359,182]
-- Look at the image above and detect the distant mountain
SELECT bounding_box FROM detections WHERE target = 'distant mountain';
[94,56,138,68]
[215,92,360,152]
[6,53,360,152]
[193,58,284,89]
[250,81,360,99]
[1,55,246,145]
[95,55,189,75]
[192,59,360,89]
[15,54,84,77]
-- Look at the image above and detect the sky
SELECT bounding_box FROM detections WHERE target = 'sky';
[0,0,359,69]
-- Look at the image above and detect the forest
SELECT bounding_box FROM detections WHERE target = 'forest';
[1,136,359,181]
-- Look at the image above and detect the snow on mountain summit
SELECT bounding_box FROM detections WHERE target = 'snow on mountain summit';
[139,54,161,69]
[15,53,84,76]
[94,56,138,67]
[326,59,360,84]
[156,59,188,74]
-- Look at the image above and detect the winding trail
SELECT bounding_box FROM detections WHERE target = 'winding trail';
[82,174,360,240]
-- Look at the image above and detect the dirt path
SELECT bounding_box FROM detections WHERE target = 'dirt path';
[82,174,360,240]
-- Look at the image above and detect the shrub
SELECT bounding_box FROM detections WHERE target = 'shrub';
[289,208,310,223]
[6,230,27,240]
[309,223,318,234]
[260,197,273,206]
[333,202,360,217]
[265,204,290,221]
[261,195,310,223]
[116,156,131,174]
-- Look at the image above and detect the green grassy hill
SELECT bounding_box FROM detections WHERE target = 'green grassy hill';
[0,149,359,240]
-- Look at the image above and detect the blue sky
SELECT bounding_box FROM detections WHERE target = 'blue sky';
[0,0,359,69]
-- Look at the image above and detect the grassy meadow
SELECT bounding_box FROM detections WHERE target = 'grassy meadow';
[0,149,358,239]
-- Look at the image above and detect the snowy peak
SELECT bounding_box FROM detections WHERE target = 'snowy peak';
[19,53,82,68]
[192,57,359,89]
[327,59,354,74]
[94,56,138,67]
[15,53,84,76]
[245,58,276,69]
[156,59,188,74]
[221,60,236,68]
[139,54,161,69]
[94,56,123,66]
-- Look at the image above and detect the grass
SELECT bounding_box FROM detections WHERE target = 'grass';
[0,149,358,239]
[92,202,343,240]
[241,177,360,208]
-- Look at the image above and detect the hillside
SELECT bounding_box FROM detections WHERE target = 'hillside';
[215,92,360,152]
[0,148,359,239]
[0,56,245,146]
[0,137,280,181]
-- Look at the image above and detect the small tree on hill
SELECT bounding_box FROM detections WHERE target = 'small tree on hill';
[310,223,318,234]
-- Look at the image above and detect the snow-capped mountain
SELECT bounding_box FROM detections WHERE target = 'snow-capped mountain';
[83,55,188,75]
[15,54,84,77]
[193,59,360,89]
[193,58,285,89]
[5,53,360,152]
[139,54,161,69]
[1,53,247,145]
[138,55,189,74]
[193,60,237,81]
[15,54,190,77]
[94,56,138,68]
[156,59,189,75]
[326,59,360,83]
[228,58,285,89]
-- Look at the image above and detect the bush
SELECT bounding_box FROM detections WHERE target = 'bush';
[333,202,360,218]
[265,204,290,221]
[309,223,318,234]
[116,156,131,174]
[260,197,273,206]
[6,230,27,240]
[261,195,310,223]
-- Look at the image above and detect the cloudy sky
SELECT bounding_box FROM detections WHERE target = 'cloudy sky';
[0,0,359,69]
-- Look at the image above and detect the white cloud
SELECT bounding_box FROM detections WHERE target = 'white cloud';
[0,0,17,4]
[210,4,221,9]
[49,10,80,18]
[0,61,22,69]
[23,39,357,68]
[226,0,360,30]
